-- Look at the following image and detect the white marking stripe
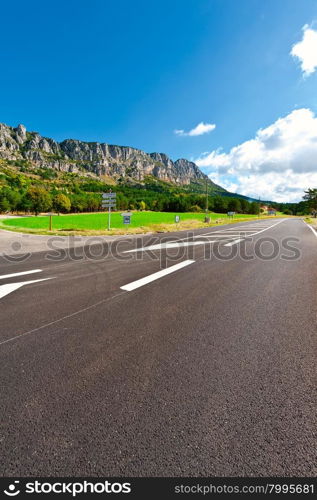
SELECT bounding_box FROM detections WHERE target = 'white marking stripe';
[249,218,286,235]
[124,241,214,252]
[120,260,195,291]
[0,278,52,300]
[0,269,42,280]
[195,233,254,238]
[124,219,287,253]
[224,238,244,247]
[303,220,317,237]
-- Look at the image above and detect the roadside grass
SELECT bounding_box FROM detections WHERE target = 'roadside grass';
[0,211,284,236]
[305,216,317,227]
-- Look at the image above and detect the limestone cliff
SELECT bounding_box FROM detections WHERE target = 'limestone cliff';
[0,123,223,189]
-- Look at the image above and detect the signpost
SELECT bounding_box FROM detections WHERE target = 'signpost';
[175,215,180,223]
[227,211,235,219]
[102,192,116,230]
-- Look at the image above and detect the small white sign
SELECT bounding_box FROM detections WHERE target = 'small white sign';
[102,192,116,199]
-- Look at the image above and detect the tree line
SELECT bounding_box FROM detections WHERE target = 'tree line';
[0,184,262,215]
[0,163,313,215]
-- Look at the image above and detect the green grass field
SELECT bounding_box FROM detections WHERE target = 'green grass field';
[1,211,261,233]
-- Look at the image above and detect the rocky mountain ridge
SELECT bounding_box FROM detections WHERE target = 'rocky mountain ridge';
[0,123,223,189]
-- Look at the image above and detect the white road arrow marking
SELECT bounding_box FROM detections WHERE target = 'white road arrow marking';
[0,278,53,300]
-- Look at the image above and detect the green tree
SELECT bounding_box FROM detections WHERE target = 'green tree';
[128,202,135,210]
[0,197,10,213]
[213,196,228,213]
[27,186,52,215]
[116,193,129,210]
[138,200,146,211]
[248,201,260,215]
[4,189,21,211]
[228,198,242,213]
[303,189,317,212]
[53,193,71,213]
[239,198,249,213]
[86,194,100,212]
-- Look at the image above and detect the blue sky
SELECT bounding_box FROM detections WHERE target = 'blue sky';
[2,0,317,201]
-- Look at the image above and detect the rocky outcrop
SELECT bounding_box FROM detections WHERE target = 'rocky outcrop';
[0,123,222,188]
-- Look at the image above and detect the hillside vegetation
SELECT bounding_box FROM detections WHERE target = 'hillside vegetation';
[0,159,262,215]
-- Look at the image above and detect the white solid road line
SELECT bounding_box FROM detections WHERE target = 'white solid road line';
[0,269,42,280]
[0,278,52,300]
[224,238,245,247]
[120,260,195,291]
[198,233,254,238]
[193,234,242,239]
[217,228,255,231]
[303,220,317,238]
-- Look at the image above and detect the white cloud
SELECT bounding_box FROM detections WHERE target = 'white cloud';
[175,121,216,137]
[195,108,317,202]
[291,24,317,76]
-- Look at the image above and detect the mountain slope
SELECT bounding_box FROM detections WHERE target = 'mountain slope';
[0,123,225,191]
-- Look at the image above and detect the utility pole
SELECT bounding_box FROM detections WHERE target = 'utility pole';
[205,177,208,213]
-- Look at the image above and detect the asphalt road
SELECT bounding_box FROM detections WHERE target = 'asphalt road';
[0,218,316,477]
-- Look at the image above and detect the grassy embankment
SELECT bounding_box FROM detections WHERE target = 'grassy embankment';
[0,211,284,236]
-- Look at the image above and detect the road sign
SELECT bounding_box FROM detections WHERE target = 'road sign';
[175,215,180,223]
[102,193,116,199]
[227,211,235,217]
[121,212,132,224]
[101,193,115,230]
[102,192,117,230]
[102,201,116,207]
[123,215,131,224]
[123,216,131,224]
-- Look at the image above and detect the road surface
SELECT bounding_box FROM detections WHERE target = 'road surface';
[0,218,316,476]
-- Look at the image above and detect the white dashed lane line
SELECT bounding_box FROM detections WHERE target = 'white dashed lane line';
[0,269,42,280]
[120,260,195,291]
